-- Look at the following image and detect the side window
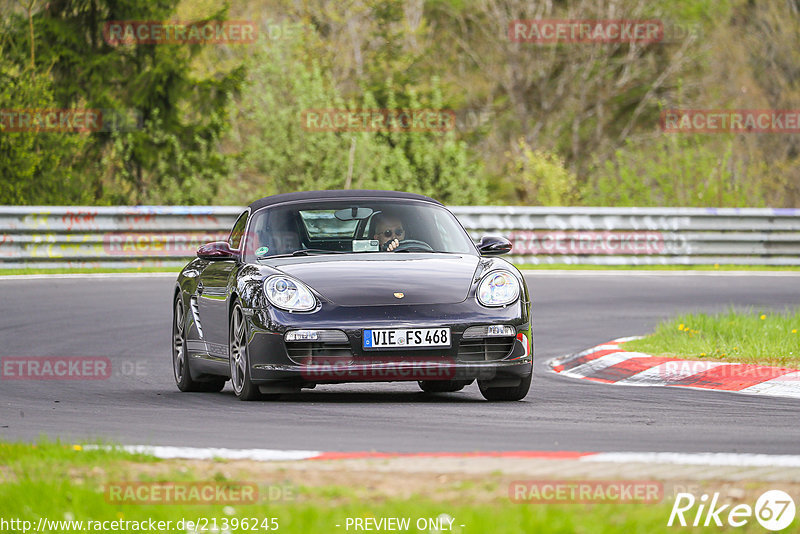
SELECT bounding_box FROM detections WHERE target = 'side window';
[431,212,452,250]
[228,211,248,249]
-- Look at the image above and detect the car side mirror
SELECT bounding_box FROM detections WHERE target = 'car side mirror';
[197,241,238,260]
[477,235,512,256]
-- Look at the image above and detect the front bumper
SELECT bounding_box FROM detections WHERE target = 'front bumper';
[242,299,533,387]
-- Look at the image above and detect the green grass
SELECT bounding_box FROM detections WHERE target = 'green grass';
[0,440,159,482]
[625,308,800,367]
[1,440,779,533]
[0,484,704,534]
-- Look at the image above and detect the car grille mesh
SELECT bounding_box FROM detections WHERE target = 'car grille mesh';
[286,342,353,364]
[457,337,515,362]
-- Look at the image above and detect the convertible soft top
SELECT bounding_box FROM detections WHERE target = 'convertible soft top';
[248,190,442,211]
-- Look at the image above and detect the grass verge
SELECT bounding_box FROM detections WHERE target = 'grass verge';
[625,308,800,367]
[0,440,774,534]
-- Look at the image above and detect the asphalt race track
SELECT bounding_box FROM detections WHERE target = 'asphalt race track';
[1,272,799,454]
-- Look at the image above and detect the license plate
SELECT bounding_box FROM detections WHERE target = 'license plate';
[363,328,451,349]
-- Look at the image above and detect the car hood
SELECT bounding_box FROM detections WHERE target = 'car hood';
[269,254,481,306]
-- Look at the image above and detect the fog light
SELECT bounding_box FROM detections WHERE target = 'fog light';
[462,325,515,339]
[285,330,348,342]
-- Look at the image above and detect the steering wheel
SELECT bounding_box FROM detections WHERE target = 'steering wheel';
[387,239,434,252]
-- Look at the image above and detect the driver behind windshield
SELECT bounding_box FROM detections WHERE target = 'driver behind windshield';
[373,213,405,252]
[254,211,300,256]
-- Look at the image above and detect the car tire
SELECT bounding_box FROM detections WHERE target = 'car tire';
[229,300,278,401]
[478,371,532,401]
[173,294,226,393]
[417,380,468,393]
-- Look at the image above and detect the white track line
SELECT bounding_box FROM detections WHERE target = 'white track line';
[83,445,321,461]
[549,344,622,367]
[612,336,644,343]
[583,452,800,468]
[740,371,800,398]
[81,445,800,467]
[560,351,649,379]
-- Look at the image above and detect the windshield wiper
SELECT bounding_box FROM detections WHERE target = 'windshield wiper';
[257,249,346,260]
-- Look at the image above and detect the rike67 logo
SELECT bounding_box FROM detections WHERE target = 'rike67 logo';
[668,490,796,531]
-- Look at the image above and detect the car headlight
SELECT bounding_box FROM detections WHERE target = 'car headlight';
[264,276,317,312]
[477,270,520,307]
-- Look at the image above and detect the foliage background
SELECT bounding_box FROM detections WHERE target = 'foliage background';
[1,0,798,207]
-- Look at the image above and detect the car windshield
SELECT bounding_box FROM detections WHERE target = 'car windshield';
[243,199,476,260]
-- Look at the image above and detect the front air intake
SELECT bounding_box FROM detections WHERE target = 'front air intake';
[457,337,515,362]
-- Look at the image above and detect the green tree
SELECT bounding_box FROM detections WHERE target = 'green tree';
[0,56,92,204]
[1,0,244,204]
[582,135,764,207]
[498,139,579,206]
[225,26,485,204]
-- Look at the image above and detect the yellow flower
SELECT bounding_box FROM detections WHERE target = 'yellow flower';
[760,314,766,320]
[714,263,720,269]
[700,353,706,356]
[678,324,685,331]
[792,329,798,334]
[72,444,83,451]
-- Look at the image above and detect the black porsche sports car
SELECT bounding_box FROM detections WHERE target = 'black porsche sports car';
[172,190,533,401]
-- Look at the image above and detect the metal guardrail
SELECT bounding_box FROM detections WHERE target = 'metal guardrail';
[1,205,799,268]
[450,206,800,266]
[0,206,239,269]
